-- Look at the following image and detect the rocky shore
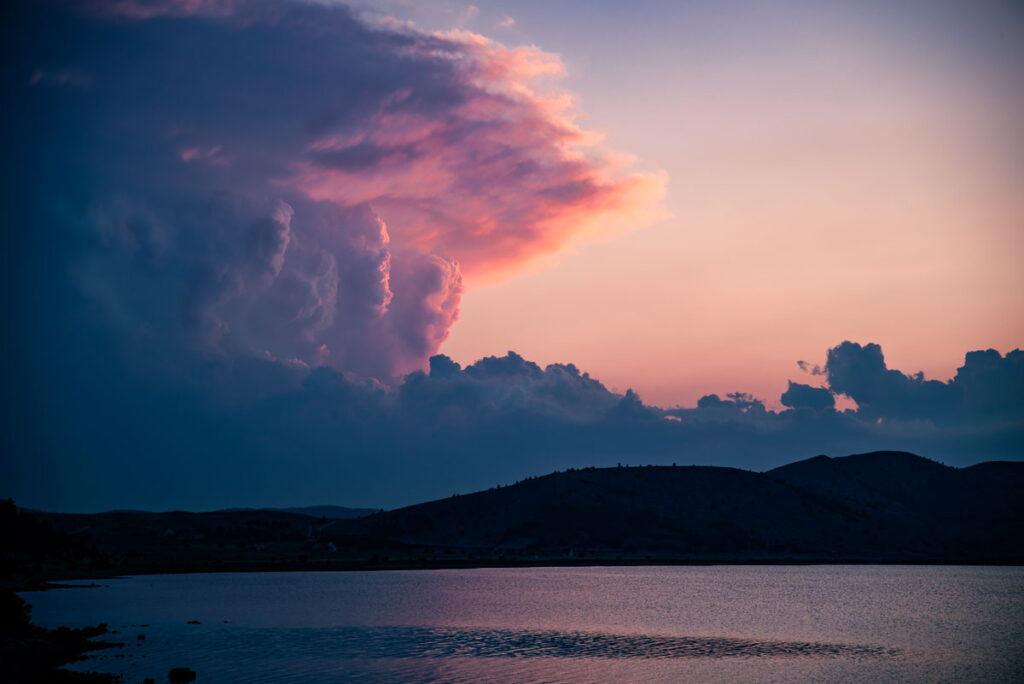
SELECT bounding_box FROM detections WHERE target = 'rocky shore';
[1,589,120,683]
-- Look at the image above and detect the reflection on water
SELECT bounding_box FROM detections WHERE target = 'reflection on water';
[209,624,902,659]
[22,565,1024,683]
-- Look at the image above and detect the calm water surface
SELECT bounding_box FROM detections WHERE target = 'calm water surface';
[22,565,1024,683]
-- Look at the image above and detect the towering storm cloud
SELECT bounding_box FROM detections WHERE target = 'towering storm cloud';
[15,0,662,380]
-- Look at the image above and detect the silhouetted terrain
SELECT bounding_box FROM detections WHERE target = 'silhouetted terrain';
[3,452,1022,585]
[1,504,337,586]
[222,505,377,519]
[0,589,118,683]
[338,451,1023,562]
[279,506,378,519]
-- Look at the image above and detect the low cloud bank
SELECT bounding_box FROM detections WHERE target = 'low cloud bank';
[4,335,1019,512]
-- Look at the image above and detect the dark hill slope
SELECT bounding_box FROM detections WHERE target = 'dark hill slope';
[337,453,1024,561]
[220,505,376,519]
[959,461,1024,522]
[768,451,955,507]
[11,509,326,581]
[279,506,376,519]
[340,466,863,557]
[768,451,1024,553]
[8,452,1022,577]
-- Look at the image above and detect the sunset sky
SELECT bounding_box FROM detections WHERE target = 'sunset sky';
[417,0,1024,407]
[3,0,1022,511]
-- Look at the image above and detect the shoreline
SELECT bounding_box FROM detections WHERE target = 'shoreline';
[0,590,120,683]
[11,556,1023,593]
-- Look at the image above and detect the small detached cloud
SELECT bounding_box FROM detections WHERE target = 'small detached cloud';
[796,360,825,376]
[179,145,229,166]
[29,68,92,88]
[780,381,835,412]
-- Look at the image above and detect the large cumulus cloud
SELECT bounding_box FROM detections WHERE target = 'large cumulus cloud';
[13,0,661,380]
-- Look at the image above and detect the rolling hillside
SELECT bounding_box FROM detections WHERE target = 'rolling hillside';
[334,451,1023,562]
[5,451,1022,584]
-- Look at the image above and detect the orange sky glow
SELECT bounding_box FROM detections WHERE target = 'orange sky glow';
[432,0,1024,407]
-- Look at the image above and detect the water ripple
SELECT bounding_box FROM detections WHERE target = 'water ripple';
[221,625,902,661]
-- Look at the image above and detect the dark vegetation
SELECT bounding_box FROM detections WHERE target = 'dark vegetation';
[2,452,1022,589]
[224,505,377,519]
[167,667,197,683]
[342,451,1023,563]
[0,589,119,683]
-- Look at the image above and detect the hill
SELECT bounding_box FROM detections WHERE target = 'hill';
[333,451,1023,562]
[279,506,377,519]
[220,505,377,519]
[4,452,1022,583]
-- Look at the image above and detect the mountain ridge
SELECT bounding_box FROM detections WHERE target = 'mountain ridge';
[329,450,1022,562]
[4,451,1022,585]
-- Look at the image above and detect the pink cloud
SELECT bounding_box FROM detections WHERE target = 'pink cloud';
[29,68,93,88]
[179,144,228,165]
[70,0,662,381]
[285,29,665,279]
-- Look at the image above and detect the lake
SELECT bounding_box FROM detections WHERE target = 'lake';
[22,565,1024,683]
